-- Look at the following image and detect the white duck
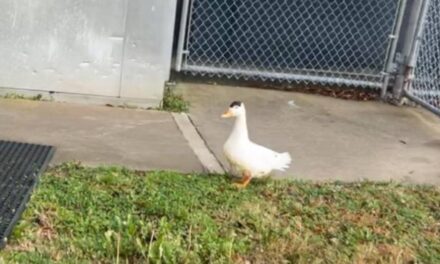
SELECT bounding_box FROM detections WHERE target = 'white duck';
[221,101,292,188]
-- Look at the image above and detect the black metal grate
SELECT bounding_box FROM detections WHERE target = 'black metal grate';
[0,140,55,249]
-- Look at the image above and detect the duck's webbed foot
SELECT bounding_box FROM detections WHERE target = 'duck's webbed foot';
[234,170,252,189]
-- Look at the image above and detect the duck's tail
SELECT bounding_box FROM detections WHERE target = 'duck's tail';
[274,152,292,171]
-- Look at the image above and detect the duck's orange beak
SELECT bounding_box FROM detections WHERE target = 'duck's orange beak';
[221,109,233,118]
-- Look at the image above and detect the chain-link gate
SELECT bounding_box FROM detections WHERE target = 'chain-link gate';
[176,0,405,90]
[405,0,440,116]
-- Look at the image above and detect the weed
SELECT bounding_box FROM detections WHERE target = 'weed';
[159,87,190,113]
[1,93,43,101]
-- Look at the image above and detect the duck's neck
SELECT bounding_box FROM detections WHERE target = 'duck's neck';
[230,114,249,142]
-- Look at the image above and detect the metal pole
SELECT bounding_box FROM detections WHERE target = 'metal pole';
[407,0,431,68]
[381,0,407,99]
[175,0,191,72]
[392,0,424,100]
[402,0,431,93]
[403,90,440,116]
[184,64,384,88]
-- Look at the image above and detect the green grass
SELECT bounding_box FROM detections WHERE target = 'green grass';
[159,88,189,113]
[0,164,439,263]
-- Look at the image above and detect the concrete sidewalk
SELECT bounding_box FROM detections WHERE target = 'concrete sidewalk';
[177,83,440,185]
[1,86,439,185]
[0,98,203,172]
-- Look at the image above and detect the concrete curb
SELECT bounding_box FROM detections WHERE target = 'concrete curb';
[172,113,225,174]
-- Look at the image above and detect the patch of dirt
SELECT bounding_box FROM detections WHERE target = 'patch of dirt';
[174,73,381,101]
[36,211,57,241]
[5,240,35,252]
[341,211,378,227]
[280,85,380,101]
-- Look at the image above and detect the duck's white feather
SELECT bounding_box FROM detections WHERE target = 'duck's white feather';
[224,140,291,178]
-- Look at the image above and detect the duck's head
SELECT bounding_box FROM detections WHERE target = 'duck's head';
[221,101,245,118]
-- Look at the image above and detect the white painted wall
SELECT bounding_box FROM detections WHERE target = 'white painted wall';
[0,0,177,106]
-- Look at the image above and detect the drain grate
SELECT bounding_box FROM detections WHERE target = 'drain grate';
[0,140,55,249]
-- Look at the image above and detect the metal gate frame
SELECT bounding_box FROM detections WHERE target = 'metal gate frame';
[175,0,407,96]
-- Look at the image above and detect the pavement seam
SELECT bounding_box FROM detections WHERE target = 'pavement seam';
[186,114,227,173]
[172,112,225,174]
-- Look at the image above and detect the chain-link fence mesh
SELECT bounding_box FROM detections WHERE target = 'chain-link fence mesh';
[181,0,402,88]
[409,0,440,112]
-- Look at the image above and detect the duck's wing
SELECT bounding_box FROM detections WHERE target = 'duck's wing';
[247,142,292,171]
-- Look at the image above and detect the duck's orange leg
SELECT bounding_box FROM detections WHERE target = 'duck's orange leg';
[234,170,252,188]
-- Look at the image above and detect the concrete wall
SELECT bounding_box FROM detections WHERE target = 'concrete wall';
[0,0,177,107]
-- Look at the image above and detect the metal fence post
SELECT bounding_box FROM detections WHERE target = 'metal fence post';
[175,0,191,72]
[406,0,432,69]
[381,0,407,99]
[392,0,424,100]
